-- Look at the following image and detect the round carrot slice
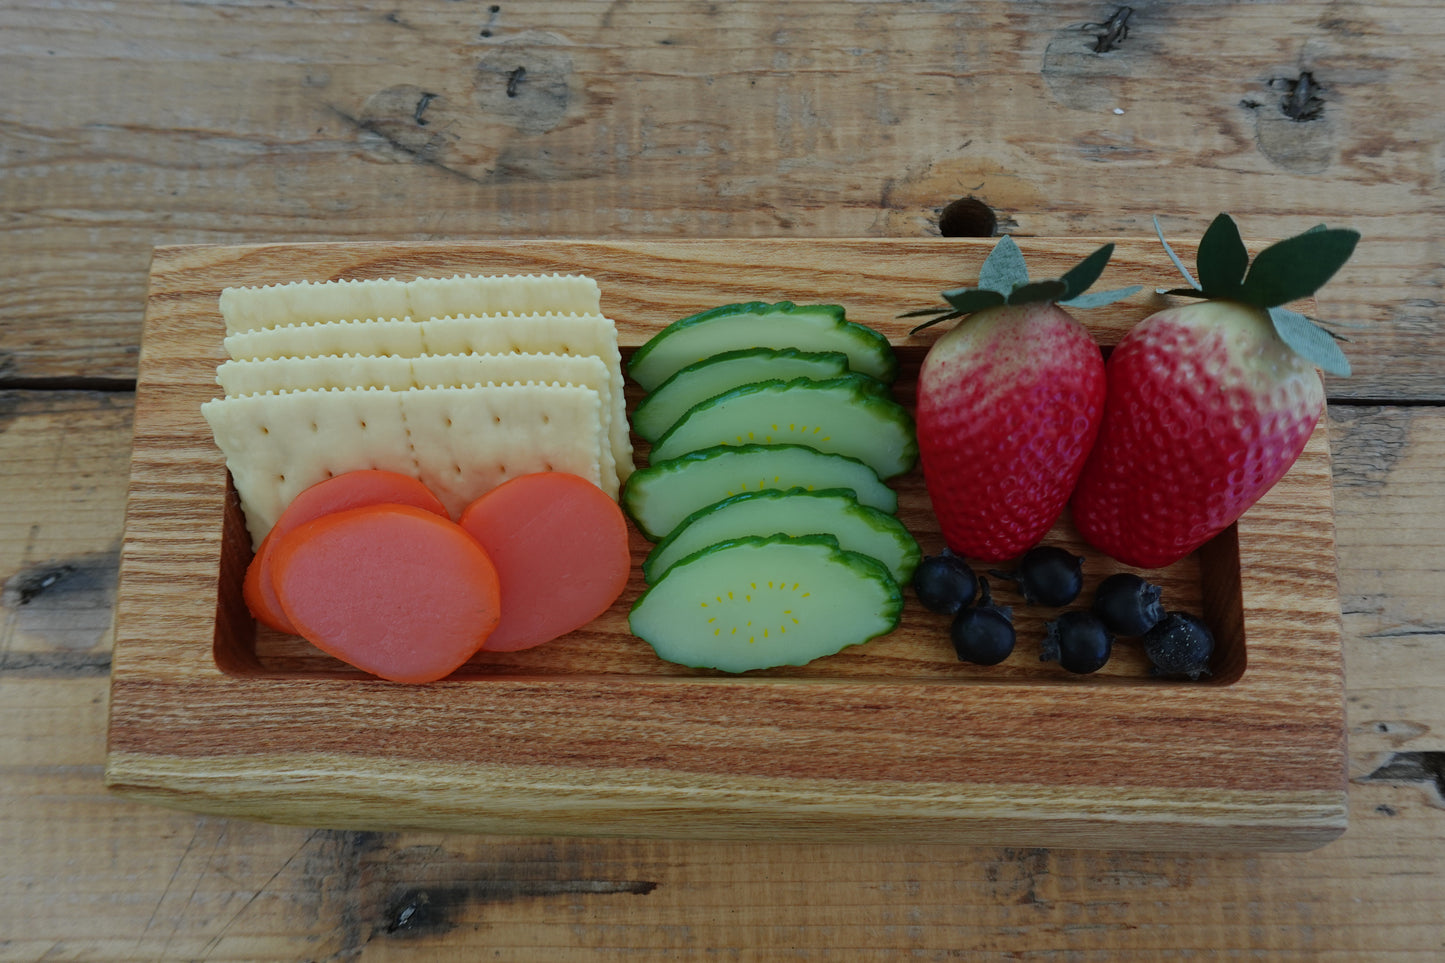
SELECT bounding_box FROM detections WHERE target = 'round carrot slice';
[458,472,631,651]
[243,470,449,634]
[272,504,501,683]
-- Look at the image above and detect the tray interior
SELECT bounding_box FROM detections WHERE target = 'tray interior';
[214,341,1246,686]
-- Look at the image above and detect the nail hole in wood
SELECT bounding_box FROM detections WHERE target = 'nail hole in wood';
[938,198,998,237]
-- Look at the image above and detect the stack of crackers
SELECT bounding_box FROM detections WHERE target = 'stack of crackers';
[201,274,633,548]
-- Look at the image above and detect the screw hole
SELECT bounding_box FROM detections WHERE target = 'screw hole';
[938,197,998,238]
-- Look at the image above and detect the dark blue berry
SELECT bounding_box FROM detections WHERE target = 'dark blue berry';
[1040,610,1113,674]
[1143,612,1214,680]
[1092,572,1165,636]
[912,549,978,614]
[950,577,1015,665]
[991,545,1085,607]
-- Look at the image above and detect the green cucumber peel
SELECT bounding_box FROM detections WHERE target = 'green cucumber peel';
[621,443,897,540]
[1153,214,1358,376]
[631,347,857,443]
[642,486,920,585]
[628,301,897,388]
[904,235,1141,333]
[628,532,904,673]
[649,374,917,479]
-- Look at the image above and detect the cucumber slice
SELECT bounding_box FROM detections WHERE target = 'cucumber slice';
[650,375,918,479]
[643,487,921,585]
[627,302,897,390]
[631,347,855,443]
[629,534,903,673]
[622,443,896,540]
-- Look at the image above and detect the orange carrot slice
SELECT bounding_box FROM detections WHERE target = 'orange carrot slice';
[243,470,448,633]
[242,528,291,632]
[272,504,501,683]
[458,472,631,652]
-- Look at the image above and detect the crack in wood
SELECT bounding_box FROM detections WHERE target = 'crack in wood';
[506,65,526,98]
[412,91,437,126]
[1083,6,1133,53]
[1277,71,1325,122]
[325,104,486,187]
[0,650,113,677]
[1360,751,1445,807]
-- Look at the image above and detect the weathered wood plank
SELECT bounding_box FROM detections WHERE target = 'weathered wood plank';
[1,395,1443,959]
[0,391,130,672]
[1,1,1441,397]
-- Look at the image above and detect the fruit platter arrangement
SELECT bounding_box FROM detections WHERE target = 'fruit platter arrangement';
[106,228,1352,851]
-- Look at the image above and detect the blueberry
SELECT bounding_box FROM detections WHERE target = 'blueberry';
[912,549,978,614]
[1142,612,1214,680]
[950,577,1015,665]
[990,545,1085,607]
[1092,572,1165,636]
[1040,610,1113,674]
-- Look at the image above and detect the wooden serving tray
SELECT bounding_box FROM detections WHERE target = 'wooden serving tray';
[106,239,1347,851]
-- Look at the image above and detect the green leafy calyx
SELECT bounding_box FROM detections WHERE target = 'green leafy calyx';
[1154,214,1359,376]
[903,236,1142,333]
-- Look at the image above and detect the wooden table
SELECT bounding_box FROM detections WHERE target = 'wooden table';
[3,2,1442,957]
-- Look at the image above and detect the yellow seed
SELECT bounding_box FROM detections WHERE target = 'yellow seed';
[763,628,769,638]
[792,617,799,625]
[714,629,720,636]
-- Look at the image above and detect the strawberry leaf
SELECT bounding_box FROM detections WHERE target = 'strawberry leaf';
[1237,228,1360,307]
[1153,216,1201,290]
[978,235,1029,294]
[941,287,1008,314]
[1006,279,1069,305]
[1196,213,1249,295]
[906,309,967,335]
[1268,305,1352,376]
[1057,243,1118,302]
[906,232,1135,327]
[1060,284,1143,309]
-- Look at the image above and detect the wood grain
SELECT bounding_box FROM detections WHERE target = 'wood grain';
[1,2,1440,398]
[104,238,1347,851]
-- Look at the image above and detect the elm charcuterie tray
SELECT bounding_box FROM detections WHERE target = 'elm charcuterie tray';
[105,238,1347,851]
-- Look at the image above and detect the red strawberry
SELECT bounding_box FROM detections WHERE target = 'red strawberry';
[1071,215,1358,568]
[909,239,1139,561]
